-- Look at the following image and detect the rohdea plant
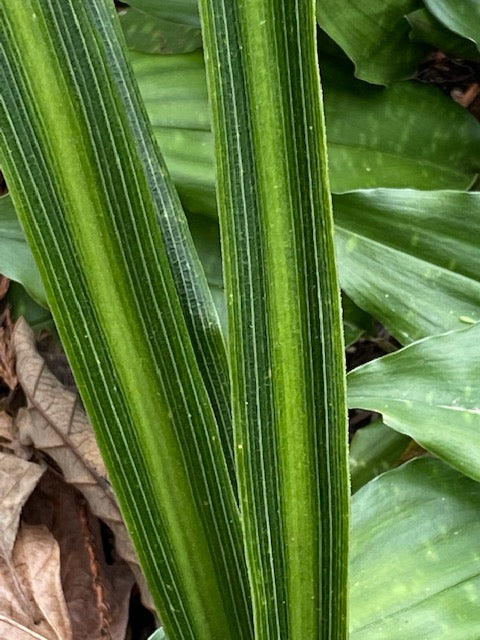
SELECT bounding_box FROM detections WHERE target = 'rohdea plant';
[4,0,480,639]
[0,1,349,639]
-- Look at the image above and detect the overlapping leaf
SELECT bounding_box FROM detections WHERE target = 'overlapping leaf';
[348,324,480,482]
[316,0,428,84]
[335,189,480,343]
[424,0,480,51]
[407,8,480,61]
[131,51,480,202]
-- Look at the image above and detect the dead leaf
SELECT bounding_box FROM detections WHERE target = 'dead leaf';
[0,412,14,442]
[23,471,134,640]
[13,318,154,611]
[0,452,44,559]
[0,523,72,640]
[0,308,17,391]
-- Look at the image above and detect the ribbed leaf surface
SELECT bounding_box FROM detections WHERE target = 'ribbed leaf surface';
[200,0,349,637]
[0,2,250,638]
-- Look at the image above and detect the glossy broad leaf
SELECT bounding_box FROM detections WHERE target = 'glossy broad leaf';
[316,0,428,84]
[200,0,349,637]
[131,50,480,203]
[406,8,480,61]
[347,324,480,482]
[334,189,480,343]
[351,457,480,639]
[424,0,480,52]
[0,195,46,306]
[322,59,480,192]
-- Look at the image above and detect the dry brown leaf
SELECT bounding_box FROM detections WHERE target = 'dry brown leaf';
[0,523,72,640]
[0,412,14,442]
[23,471,134,640]
[0,308,17,391]
[13,318,154,611]
[0,452,44,559]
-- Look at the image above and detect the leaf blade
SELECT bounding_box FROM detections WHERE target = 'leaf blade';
[200,0,349,637]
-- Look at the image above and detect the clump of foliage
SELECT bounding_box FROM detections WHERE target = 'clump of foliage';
[1,0,480,638]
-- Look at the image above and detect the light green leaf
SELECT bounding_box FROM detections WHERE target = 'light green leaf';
[130,51,216,217]
[351,457,480,639]
[0,195,47,306]
[316,0,428,84]
[349,420,410,493]
[407,8,480,61]
[334,189,480,343]
[347,324,480,482]
[200,0,349,637]
[424,0,480,52]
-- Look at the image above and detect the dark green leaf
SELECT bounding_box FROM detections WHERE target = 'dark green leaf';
[407,8,480,61]
[349,419,410,493]
[316,0,428,84]
[119,4,201,54]
[322,60,480,191]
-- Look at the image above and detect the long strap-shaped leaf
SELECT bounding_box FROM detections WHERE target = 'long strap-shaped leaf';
[199,0,350,637]
[0,2,251,638]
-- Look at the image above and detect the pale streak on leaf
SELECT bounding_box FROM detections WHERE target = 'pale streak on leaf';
[13,318,153,610]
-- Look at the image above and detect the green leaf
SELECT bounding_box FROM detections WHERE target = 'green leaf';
[347,324,480,482]
[119,3,202,54]
[0,2,250,638]
[351,457,480,639]
[200,0,349,637]
[130,51,216,217]
[322,60,480,192]
[6,281,54,332]
[127,0,200,26]
[132,50,480,203]
[406,8,480,61]
[334,189,480,343]
[424,0,480,52]
[342,293,372,347]
[316,0,428,84]
[0,195,47,306]
[349,419,410,493]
